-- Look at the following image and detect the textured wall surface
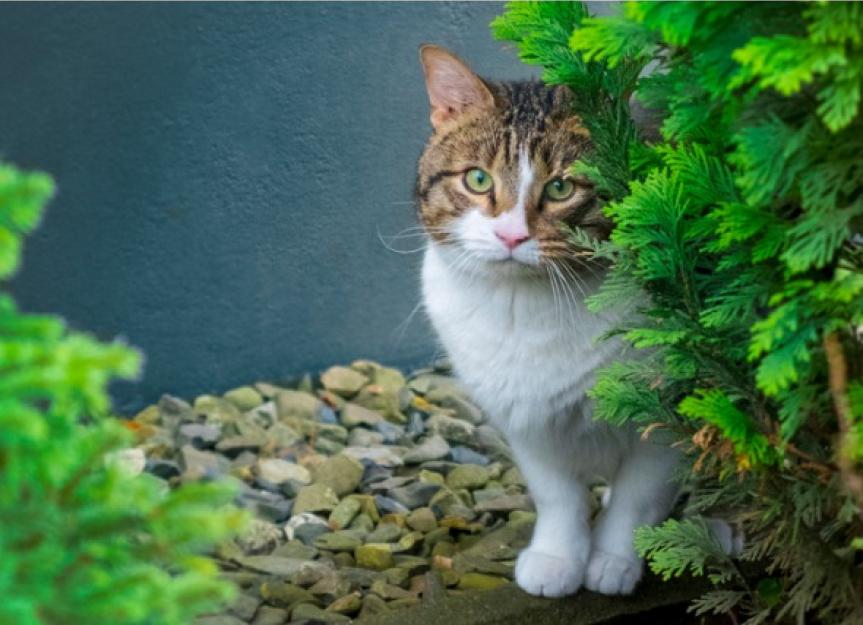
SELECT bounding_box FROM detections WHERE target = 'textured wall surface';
[0,2,536,412]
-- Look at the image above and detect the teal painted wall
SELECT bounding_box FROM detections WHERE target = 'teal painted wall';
[1,2,536,412]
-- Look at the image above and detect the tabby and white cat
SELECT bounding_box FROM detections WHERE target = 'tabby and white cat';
[415,45,679,597]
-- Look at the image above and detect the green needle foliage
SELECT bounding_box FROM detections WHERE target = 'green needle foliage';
[494,3,863,623]
[0,163,246,625]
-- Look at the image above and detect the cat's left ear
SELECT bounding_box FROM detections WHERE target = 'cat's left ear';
[420,44,495,129]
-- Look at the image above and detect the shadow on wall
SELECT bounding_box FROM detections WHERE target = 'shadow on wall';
[0,2,537,412]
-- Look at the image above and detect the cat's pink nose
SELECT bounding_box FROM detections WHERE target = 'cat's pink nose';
[495,230,530,250]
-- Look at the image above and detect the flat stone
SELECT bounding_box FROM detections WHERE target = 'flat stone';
[426,389,484,425]
[159,394,193,417]
[456,573,509,591]
[446,465,490,490]
[237,555,316,577]
[275,390,322,421]
[452,553,514,577]
[340,402,383,427]
[320,366,369,397]
[228,593,262,621]
[314,530,363,552]
[328,497,362,530]
[291,603,350,624]
[406,507,438,533]
[216,435,264,455]
[388,482,441,509]
[285,512,330,539]
[180,444,230,478]
[293,483,339,515]
[348,427,385,447]
[224,386,264,411]
[366,523,403,543]
[260,580,318,608]
[370,579,415,600]
[177,423,221,449]
[194,395,242,423]
[374,495,410,516]
[475,425,513,462]
[408,374,463,397]
[313,453,365,496]
[255,458,311,485]
[355,543,394,570]
[267,422,302,449]
[343,446,404,468]
[358,593,391,620]
[426,414,476,445]
[251,606,288,625]
[353,386,405,424]
[500,466,526,487]
[402,435,450,464]
[236,519,283,554]
[373,420,407,442]
[308,572,352,601]
[449,446,490,465]
[473,494,533,513]
[327,592,362,615]
[273,540,318,560]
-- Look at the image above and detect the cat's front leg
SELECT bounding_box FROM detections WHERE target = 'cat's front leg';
[586,440,679,595]
[509,434,591,597]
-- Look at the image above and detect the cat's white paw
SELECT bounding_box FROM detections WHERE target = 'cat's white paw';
[515,549,585,597]
[585,551,642,595]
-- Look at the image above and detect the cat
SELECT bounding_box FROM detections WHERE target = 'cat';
[415,45,680,598]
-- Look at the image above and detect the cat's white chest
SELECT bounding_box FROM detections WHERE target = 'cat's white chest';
[421,244,624,433]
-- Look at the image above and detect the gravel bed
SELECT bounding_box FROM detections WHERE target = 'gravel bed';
[126,360,539,624]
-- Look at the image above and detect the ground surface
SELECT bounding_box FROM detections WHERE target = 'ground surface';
[125,360,703,624]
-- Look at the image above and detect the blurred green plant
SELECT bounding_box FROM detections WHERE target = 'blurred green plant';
[0,163,246,625]
[494,2,863,623]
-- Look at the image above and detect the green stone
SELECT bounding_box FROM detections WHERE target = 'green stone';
[224,386,263,411]
[394,531,423,553]
[272,540,317,560]
[314,530,363,552]
[320,366,369,397]
[275,389,322,421]
[446,464,490,490]
[259,581,318,608]
[291,603,350,623]
[406,507,437,533]
[388,597,421,611]
[370,579,415,600]
[293,483,339,515]
[456,572,509,590]
[366,523,403,544]
[500,466,526,487]
[348,512,376,533]
[358,593,391,620]
[328,497,362,530]
[383,566,411,587]
[355,543,394,570]
[426,413,476,445]
[194,395,242,423]
[340,402,383,427]
[326,592,362,615]
[313,454,365,497]
[418,469,446,486]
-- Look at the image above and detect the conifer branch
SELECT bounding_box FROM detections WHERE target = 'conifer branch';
[823,331,863,506]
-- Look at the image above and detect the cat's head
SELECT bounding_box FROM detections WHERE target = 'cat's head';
[416,45,609,275]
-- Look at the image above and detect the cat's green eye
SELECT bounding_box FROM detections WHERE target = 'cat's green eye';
[464,168,493,194]
[544,178,576,201]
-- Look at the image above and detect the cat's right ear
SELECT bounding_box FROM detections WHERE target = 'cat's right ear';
[419,44,495,130]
